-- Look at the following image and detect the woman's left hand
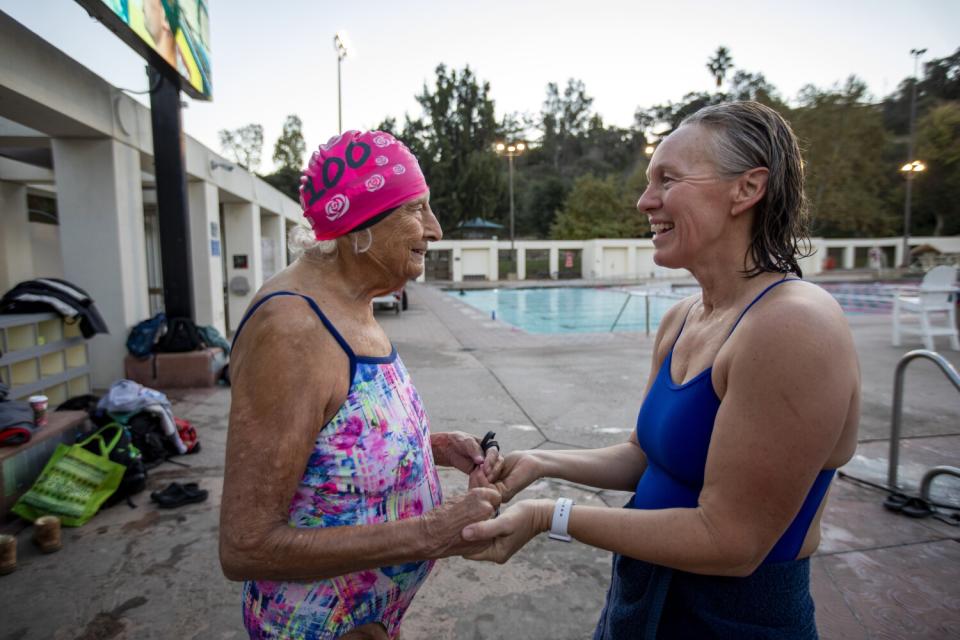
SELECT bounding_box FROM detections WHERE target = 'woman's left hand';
[460,499,553,564]
[432,431,504,481]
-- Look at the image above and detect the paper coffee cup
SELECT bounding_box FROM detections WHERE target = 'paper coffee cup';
[28,395,48,428]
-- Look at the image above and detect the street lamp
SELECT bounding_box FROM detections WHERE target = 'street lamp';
[900,159,927,267]
[901,47,927,267]
[333,32,349,133]
[494,140,526,265]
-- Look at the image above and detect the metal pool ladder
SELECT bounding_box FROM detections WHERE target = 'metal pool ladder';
[888,349,960,502]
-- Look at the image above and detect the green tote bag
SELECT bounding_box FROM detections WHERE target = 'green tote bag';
[12,424,127,527]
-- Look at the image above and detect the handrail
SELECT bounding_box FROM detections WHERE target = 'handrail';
[609,293,632,333]
[609,289,690,334]
[888,349,960,489]
[919,465,960,503]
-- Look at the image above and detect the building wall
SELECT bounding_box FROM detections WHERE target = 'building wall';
[418,236,960,283]
[0,13,302,386]
[29,222,64,278]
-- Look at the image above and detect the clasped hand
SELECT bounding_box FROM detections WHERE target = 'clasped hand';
[462,451,553,564]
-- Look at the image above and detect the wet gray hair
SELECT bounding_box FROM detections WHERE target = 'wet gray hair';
[680,101,811,278]
[287,224,373,260]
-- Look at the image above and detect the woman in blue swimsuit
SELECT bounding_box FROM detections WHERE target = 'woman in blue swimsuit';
[462,102,861,639]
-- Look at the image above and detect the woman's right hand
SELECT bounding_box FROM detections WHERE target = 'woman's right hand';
[493,451,543,502]
[421,487,502,558]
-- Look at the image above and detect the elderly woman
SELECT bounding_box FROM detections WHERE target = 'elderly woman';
[463,102,860,639]
[219,130,502,640]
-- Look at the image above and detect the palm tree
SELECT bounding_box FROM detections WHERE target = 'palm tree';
[706,46,734,89]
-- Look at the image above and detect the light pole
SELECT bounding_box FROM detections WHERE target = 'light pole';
[900,160,927,266]
[333,33,349,134]
[901,47,927,267]
[495,141,526,268]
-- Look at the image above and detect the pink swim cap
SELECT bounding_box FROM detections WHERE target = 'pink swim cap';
[299,130,429,240]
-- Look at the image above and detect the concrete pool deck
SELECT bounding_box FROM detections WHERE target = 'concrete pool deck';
[1,280,958,639]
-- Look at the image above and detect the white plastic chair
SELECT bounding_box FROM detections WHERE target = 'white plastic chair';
[892,265,960,351]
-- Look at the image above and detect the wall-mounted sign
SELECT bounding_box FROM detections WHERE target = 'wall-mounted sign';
[75,0,212,100]
[211,238,221,257]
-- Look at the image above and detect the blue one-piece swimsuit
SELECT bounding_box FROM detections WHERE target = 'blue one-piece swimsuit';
[595,277,831,640]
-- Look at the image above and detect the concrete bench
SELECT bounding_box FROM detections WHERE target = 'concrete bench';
[0,410,89,519]
[124,347,227,389]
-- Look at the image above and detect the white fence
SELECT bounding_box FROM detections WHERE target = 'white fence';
[418,237,960,283]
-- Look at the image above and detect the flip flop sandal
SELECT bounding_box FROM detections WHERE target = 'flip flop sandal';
[151,482,208,509]
[480,431,501,517]
[150,482,181,502]
[480,431,499,454]
[883,492,911,512]
[900,497,935,518]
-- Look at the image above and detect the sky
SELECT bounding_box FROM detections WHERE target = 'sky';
[2,0,958,173]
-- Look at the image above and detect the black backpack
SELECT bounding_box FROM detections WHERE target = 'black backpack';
[126,313,167,357]
[155,317,204,353]
[127,412,175,464]
[82,423,147,507]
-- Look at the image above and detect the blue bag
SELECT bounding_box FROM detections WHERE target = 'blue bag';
[125,313,166,358]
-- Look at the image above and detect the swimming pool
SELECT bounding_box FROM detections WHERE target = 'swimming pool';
[449,286,689,334]
[448,283,896,334]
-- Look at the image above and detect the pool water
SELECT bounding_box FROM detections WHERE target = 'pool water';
[449,283,896,334]
[450,287,684,334]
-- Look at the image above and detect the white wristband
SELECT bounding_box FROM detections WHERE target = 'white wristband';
[548,497,574,542]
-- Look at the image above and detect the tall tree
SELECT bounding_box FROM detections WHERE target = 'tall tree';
[550,174,644,239]
[261,115,306,199]
[915,102,960,235]
[540,79,594,171]
[706,46,734,89]
[272,115,306,171]
[218,123,263,171]
[883,48,960,135]
[790,77,898,236]
[400,64,504,229]
[727,70,787,109]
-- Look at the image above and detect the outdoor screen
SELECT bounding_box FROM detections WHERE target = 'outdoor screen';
[75,0,212,100]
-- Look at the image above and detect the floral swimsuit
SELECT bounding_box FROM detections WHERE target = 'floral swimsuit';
[234,292,443,639]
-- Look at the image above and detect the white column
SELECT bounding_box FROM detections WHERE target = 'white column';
[549,248,559,278]
[0,181,32,291]
[223,202,262,334]
[488,245,499,282]
[279,219,290,269]
[517,246,527,281]
[894,241,905,269]
[259,212,285,281]
[51,138,149,388]
[843,245,855,270]
[627,245,638,279]
[188,180,225,335]
[452,246,463,282]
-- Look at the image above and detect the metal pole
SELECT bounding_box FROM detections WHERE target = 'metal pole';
[337,55,343,134]
[902,48,926,267]
[902,176,913,267]
[645,294,651,336]
[148,66,195,320]
[508,153,515,257]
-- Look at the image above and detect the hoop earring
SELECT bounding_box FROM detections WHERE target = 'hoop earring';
[354,228,373,254]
